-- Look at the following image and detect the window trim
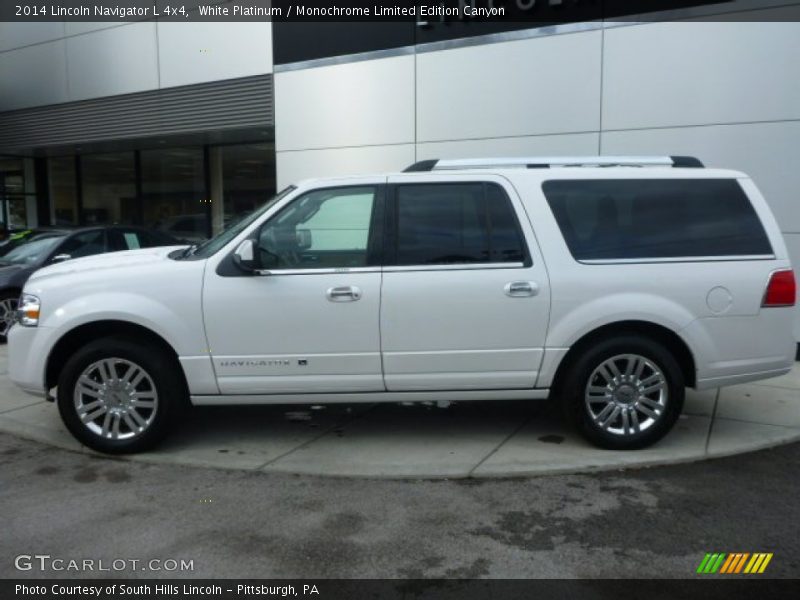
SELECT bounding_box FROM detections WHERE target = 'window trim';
[578,255,775,266]
[384,180,532,270]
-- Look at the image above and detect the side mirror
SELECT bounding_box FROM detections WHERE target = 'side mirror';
[233,239,258,273]
[296,229,312,251]
[51,253,71,263]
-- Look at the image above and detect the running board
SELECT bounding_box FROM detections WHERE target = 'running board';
[190,389,549,406]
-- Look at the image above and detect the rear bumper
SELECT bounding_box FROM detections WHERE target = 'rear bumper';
[683,310,796,390]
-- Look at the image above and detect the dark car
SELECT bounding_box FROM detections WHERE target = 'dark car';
[0,226,180,341]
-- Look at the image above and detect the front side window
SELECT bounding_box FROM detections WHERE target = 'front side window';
[257,186,377,270]
[543,179,773,261]
[394,182,526,266]
[57,230,106,259]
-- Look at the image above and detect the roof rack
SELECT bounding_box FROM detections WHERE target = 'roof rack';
[403,155,704,172]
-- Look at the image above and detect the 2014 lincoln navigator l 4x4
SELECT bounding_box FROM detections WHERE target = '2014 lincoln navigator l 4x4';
[7,156,797,454]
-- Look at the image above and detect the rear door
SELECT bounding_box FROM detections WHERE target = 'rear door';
[380,174,551,391]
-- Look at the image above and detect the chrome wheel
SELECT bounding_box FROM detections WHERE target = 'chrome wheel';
[584,354,668,436]
[0,297,18,337]
[74,358,159,440]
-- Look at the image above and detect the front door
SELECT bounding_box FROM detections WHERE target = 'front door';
[381,175,551,391]
[203,182,385,395]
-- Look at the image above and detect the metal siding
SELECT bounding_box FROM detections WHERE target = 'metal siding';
[0,74,273,152]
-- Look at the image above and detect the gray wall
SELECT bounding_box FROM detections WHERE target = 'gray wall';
[273,8,800,340]
[0,21,273,111]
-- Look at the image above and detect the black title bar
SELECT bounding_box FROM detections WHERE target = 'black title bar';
[4,1,799,23]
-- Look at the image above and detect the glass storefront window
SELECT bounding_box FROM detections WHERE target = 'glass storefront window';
[48,156,79,226]
[81,152,136,225]
[221,143,275,230]
[0,157,27,231]
[141,147,207,243]
[38,141,275,236]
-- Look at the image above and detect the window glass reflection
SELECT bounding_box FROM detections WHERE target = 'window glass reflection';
[141,148,207,243]
[81,152,136,225]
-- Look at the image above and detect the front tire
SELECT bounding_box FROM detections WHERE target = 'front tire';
[560,335,684,450]
[0,291,19,343]
[57,337,184,454]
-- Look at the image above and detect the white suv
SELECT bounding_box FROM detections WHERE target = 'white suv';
[8,156,797,454]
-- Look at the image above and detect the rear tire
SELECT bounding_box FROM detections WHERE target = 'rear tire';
[559,335,684,450]
[57,337,184,454]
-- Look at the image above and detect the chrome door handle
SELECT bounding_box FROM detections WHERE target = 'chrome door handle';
[326,286,362,302]
[504,281,538,297]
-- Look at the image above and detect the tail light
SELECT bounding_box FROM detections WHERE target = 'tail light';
[762,269,796,307]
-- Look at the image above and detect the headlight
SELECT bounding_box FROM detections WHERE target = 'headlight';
[17,294,40,327]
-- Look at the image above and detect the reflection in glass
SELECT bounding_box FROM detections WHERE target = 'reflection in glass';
[48,157,79,226]
[141,148,207,243]
[81,152,136,225]
[219,143,275,235]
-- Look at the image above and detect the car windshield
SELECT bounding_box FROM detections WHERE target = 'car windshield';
[0,235,65,266]
[186,186,296,259]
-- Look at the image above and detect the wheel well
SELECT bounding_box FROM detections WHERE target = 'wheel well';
[551,321,697,392]
[45,320,185,392]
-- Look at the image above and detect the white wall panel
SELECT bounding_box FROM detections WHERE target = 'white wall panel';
[417,132,600,161]
[416,30,602,143]
[603,20,800,130]
[276,145,415,188]
[157,22,272,89]
[0,41,68,111]
[275,55,415,152]
[66,23,159,101]
[0,22,65,52]
[601,120,800,233]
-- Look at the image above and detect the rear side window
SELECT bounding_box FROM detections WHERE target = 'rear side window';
[542,179,772,260]
[394,183,527,266]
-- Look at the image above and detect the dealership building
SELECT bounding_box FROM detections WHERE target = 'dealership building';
[0,0,799,340]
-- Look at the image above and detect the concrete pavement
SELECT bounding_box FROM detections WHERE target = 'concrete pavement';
[0,346,798,478]
[3,432,800,578]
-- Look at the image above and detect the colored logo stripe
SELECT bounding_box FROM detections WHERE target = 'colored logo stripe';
[698,552,773,574]
[745,553,773,574]
[720,553,749,573]
[697,553,726,573]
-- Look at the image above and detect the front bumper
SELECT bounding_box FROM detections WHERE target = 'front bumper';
[7,324,55,397]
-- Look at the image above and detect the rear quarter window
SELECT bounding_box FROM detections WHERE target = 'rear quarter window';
[542,179,773,261]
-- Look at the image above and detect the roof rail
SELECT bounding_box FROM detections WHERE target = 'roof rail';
[402,156,704,172]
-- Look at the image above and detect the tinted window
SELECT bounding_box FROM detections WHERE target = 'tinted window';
[543,179,772,260]
[137,230,174,247]
[395,183,526,266]
[257,186,376,270]
[57,230,106,259]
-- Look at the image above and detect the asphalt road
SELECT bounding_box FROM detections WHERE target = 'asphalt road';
[2,432,799,579]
